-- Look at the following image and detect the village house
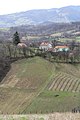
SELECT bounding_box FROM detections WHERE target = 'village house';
[39,42,52,51]
[53,45,69,52]
[17,43,27,48]
[21,37,27,43]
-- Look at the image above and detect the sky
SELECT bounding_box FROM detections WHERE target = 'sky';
[0,0,80,15]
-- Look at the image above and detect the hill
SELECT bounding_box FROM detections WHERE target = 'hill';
[0,57,80,114]
[0,57,53,114]
[0,6,80,27]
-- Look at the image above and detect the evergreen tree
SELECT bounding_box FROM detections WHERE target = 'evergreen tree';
[13,31,20,45]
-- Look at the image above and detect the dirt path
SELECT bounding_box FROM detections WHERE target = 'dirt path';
[0,113,80,120]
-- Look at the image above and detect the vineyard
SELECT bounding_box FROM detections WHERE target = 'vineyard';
[0,57,80,113]
[23,62,80,113]
[48,72,80,92]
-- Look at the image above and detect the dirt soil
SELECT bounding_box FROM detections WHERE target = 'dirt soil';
[0,113,80,120]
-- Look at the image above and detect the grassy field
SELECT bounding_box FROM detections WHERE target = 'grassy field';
[0,57,80,114]
[24,62,80,113]
[0,57,54,114]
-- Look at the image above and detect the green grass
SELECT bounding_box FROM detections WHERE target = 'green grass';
[0,57,80,114]
[59,38,73,42]
[0,57,54,114]
[50,32,62,37]
[0,27,10,31]
[25,90,80,113]
[75,36,80,41]
[23,62,80,113]
[13,57,53,89]
[39,90,74,98]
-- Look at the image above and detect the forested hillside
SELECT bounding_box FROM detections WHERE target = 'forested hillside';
[0,6,80,27]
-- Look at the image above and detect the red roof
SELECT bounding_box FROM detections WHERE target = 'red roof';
[40,42,50,46]
[54,46,69,49]
[17,43,27,48]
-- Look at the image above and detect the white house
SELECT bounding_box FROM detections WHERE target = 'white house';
[39,42,52,51]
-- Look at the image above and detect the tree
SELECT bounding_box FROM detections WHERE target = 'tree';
[13,31,20,45]
[70,40,76,50]
[7,43,12,58]
[23,47,26,57]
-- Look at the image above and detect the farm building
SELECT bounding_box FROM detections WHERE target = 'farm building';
[17,43,27,48]
[53,46,69,52]
[39,42,52,51]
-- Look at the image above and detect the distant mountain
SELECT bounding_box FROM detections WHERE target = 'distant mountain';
[1,6,80,27]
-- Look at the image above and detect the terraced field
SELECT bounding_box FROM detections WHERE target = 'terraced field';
[0,57,80,114]
[48,72,80,92]
[23,62,80,113]
[0,57,54,114]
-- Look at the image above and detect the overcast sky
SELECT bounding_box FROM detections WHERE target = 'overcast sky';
[0,0,80,15]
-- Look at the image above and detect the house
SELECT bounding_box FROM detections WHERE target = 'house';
[17,43,27,48]
[53,46,69,52]
[21,37,27,43]
[39,42,52,51]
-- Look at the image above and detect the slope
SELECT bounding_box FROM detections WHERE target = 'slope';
[24,63,80,113]
[0,57,54,114]
[0,6,80,27]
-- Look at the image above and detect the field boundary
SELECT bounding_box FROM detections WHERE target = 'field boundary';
[0,113,80,120]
